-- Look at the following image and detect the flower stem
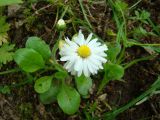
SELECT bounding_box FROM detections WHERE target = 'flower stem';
[0,68,20,75]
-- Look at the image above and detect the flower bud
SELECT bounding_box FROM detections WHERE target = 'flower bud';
[71,34,78,41]
[58,40,65,50]
[56,19,66,31]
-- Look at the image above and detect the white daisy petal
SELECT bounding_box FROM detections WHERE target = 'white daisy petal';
[65,37,79,49]
[74,30,85,45]
[83,59,90,77]
[88,55,101,66]
[64,61,69,68]
[88,38,98,47]
[102,44,108,50]
[59,30,108,77]
[90,41,101,48]
[85,33,93,44]
[60,56,71,61]
[86,60,93,73]
[68,64,74,72]
[92,55,107,63]
[98,52,107,57]
[77,65,83,77]
[78,30,85,42]
[74,57,83,71]
[65,61,73,70]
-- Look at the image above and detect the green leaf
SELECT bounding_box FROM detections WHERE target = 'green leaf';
[26,36,51,60]
[0,16,10,46]
[0,33,8,46]
[133,26,148,38]
[145,46,160,54]
[14,48,45,72]
[98,63,124,93]
[106,29,116,36]
[107,43,121,63]
[0,85,11,94]
[139,10,150,20]
[39,81,60,104]
[143,46,158,55]
[54,63,67,73]
[34,76,53,94]
[153,47,160,53]
[132,26,156,39]
[75,75,92,96]
[57,85,80,115]
[105,63,124,80]
[0,44,14,65]
[0,16,10,33]
[114,0,128,12]
[131,10,150,24]
[54,71,68,80]
[0,0,23,6]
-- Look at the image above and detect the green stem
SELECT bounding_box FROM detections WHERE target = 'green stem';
[97,65,109,94]
[78,0,92,29]
[124,55,155,69]
[117,45,125,64]
[127,41,160,46]
[147,18,160,35]
[0,68,20,75]
[129,0,142,10]
[107,0,128,64]
[11,73,34,88]
[11,78,33,88]
[60,6,69,19]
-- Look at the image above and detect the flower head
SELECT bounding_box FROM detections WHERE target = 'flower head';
[59,30,108,77]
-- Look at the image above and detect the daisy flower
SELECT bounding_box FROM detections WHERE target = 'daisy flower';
[59,30,108,77]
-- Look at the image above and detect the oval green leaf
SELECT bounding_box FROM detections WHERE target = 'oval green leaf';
[39,81,60,104]
[105,63,124,80]
[34,76,53,94]
[98,63,124,93]
[14,48,45,72]
[26,36,51,60]
[54,71,68,80]
[75,75,92,96]
[107,43,121,63]
[57,85,80,115]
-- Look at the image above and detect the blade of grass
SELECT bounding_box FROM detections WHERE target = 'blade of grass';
[78,0,93,29]
[102,76,160,119]
[147,18,160,35]
[129,0,142,10]
[127,41,160,46]
[107,0,128,64]
[123,55,156,69]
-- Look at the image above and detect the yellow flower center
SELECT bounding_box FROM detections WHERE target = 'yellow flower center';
[77,45,91,58]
